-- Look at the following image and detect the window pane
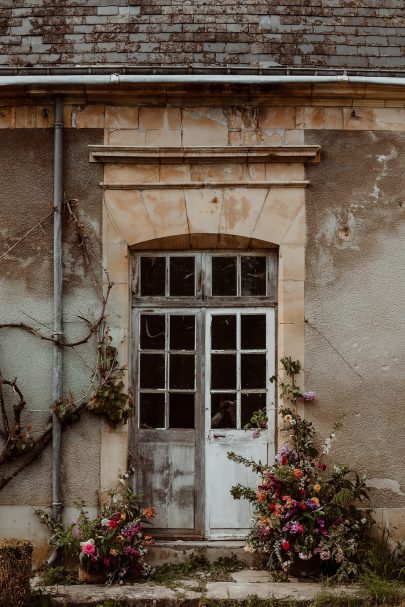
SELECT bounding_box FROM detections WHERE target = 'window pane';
[170,315,195,350]
[241,315,266,350]
[241,393,266,427]
[169,354,195,389]
[241,354,266,389]
[170,257,195,296]
[140,315,165,350]
[211,354,236,389]
[140,354,165,389]
[211,393,236,429]
[241,256,266,296]
[211,315,236,350]
[139,393,165,428]
[212,257,237,296]
[169,393,195,428]
[140,257,166,296]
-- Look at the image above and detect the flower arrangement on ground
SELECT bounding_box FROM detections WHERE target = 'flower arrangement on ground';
[228,356,371,577]
[36,475,156,584]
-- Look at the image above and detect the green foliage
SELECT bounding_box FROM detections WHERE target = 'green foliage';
[309,591,364,607]
[202,595,306,607]
[87,330,132,426]
[362,574,404,605]
[39,566,78,586]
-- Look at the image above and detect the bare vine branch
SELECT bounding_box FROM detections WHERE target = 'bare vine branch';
[0,209,55,262]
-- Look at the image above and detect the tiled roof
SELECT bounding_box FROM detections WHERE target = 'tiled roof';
[0,0,404,70]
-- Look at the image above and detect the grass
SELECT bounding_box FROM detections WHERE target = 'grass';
[38,565,78,586]
[151,553,244,586]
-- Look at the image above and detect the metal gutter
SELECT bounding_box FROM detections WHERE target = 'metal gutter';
[1,74,405,87]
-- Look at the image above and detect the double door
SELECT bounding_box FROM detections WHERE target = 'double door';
[132,307,275,538]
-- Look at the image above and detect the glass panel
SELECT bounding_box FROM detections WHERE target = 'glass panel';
[211,393,237,429]
[139,393,165,428]
[170,315,195,350]
[211,315,236,350]
[241,354,266,389]
[140,315,165,350]
[140,257,166,296]
[169,393,195,428]
[241,256,266,296]
[211,354,236,389]
[140,354,165,389]
[170,257,195,296]
[241,315,266,350]
[212,257,237,296]
[241,393,266,427]
[169,354,195,389]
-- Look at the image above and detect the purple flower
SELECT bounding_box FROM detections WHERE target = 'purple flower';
[302,391,316,401]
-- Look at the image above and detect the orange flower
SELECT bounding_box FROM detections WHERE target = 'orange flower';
[256,491,267,503]
[293,469,303,479]
[310,496,320,505]
[144,535,154,545]
[143,507,157,520]
[313,484,321,493]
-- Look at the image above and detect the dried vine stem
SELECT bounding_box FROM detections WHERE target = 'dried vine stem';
[0,281,113,348]
[0,375,29,466]
[0,208,55,262]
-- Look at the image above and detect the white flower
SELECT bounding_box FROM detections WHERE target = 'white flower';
[101,518,109,526]
[361,517,368,525]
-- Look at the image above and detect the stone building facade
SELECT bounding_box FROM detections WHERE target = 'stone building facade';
[0,1,404,562]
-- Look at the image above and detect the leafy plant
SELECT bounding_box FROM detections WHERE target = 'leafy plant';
[228,358,372,576]
[87,328,132,426]
[36,475,156,584]
[39,566,78,586]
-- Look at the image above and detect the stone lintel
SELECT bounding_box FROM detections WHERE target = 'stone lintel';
[89,145,321,164]
[101,180,310,190]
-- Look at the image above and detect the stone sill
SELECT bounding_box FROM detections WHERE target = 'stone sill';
[101,180,310,190]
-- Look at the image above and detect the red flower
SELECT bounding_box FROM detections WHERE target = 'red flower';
[293,468,302,479]
[281,541,291,551]
[268,504,276,512]
[298,488,305,495]
[108,519,119,528]
[299,503,307,511]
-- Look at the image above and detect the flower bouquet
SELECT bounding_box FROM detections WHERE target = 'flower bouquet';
[36,478,156,584]
[228,357,371,577]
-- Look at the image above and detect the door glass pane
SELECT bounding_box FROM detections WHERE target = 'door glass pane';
[211,354,236,389]
[211,393,237,429]
[140,257,166,296]
[241,354,266,389]
[241,314,266,350]
[170,257,195,296]
[169,354,195,389]
[241,256,266,296]
[139,393,165,428]
[140,315,165,350]
[140,353,165,389]
[211,315,236,350]
[212,257,237,296]
[170,315,195,350]
[169,393,195,428]
[241,393,266,427]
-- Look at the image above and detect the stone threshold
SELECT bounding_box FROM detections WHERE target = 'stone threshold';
[32,570,365,606]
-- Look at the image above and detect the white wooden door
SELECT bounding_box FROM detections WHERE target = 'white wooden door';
[205,309,275,538]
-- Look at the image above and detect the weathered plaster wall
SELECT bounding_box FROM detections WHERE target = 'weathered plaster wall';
[0,128,104,559]
[305,129,405,539]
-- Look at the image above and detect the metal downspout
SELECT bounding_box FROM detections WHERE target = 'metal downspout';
[52,96,63,527]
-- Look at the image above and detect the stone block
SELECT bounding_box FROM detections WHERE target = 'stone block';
[145,128,182,146]
[75,104,105,129]
[281,205,305,246]
[159,164,191,183]
[104,189,156,247]
[278,322,305,366]
[0,106,13,128]
[190,163,244,182]
[252,187,305,245]
[184,188,223,235]
[279,244,305,281]
[107,129,146,145]
[104,163,159,184]
[259,107,296,129]
[280,280,305,324]
[141,189,189,240]
[220,187,268,239]
[105,106,139,129]
[182,108,228,146]
[265,163,305,181]
[139,107,181,130]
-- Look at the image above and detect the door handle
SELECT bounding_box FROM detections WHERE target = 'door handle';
[213,433,226,438]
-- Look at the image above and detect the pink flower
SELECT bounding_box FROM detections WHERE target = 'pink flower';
[302,391,316,401]
[81,540,95,555]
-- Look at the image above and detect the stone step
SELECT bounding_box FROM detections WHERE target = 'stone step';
[146,539,255,567]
